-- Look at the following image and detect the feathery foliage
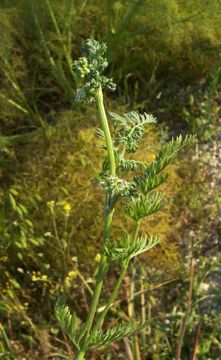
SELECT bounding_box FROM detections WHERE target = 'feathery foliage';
[144,135,195,177]
[110,111,156,152]
[103,234,161,267]
[133,173,169,194]
[87,320,148,349]
[125,192,164,221]
[55,296,78,339]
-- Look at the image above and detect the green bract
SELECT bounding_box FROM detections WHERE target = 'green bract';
[73,39,116,103]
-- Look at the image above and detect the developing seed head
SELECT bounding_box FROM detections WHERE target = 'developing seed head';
[99,176,133,197]
[82,39,106,57]
[73,39,116,103]
[73,57,90,78]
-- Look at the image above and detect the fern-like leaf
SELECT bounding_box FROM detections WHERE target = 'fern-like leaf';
[109,111,156,152]
[55,296,78,338]
[133,173,168,194]
[125,192,163,221]
[87,320,148,349]
[126,234,160,260]
[103,234,160,266]
[144,135,195,177]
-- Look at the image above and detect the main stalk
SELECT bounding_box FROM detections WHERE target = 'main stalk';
[75,86,116,359]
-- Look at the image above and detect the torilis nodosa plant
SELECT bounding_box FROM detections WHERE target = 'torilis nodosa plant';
[55,39,194,360]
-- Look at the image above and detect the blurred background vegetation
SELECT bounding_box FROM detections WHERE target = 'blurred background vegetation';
[0,0,221,359]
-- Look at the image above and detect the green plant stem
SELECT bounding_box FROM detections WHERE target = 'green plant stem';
[75,350,85,360]
[92,267,127,333]
[134,220,141,240]
[129,219,142,360]
[91,220,141,334]
[75,86,116,359]
[129,259,139,358]
[82,255,109,341]
[96,86,116,177]
[75,256,108,360]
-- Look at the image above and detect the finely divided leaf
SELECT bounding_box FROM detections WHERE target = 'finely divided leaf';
[145,135,195,177]
[87,320,148,349]
[133,173,168,194]
[125,192,164,221]
[156,134,195,162]
[109,111,156,127]
[126,234,161,260]
[109,111,156,152]
[55,296,78,338]
[103,234,161,266]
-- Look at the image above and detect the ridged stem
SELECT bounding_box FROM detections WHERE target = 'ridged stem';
[92,267,127,333]
[75,86,116,359]
[75,351,85,360]
[91,220,141,334]
[96,86,116,177]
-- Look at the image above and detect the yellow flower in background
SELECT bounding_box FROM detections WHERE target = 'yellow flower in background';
[31,271,48,282]
[64,270,77,288]
[95,253,101,262]
[57,200,72,214]
[63,202,71,214]
[68,270,77,279]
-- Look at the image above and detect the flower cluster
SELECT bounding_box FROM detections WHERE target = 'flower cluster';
[99,176,133,197]
[73,39,116,103]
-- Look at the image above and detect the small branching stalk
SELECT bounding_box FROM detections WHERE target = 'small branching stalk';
[55,39,195,359]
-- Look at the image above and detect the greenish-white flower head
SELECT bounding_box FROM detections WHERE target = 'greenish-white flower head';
[99,176,134,197]
[73,39,116,103]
